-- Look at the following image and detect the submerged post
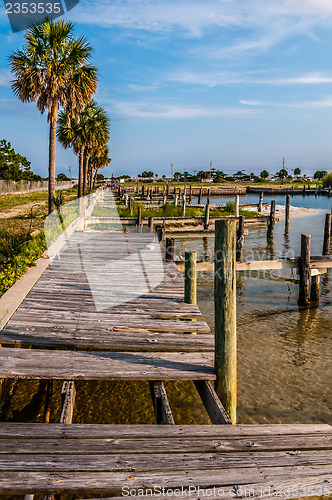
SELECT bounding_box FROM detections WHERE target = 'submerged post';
[285,194,290,227]
[267,200,276,238]
[298,234,311,306]
[235,195,239,218]
[165,237,174,261]
[236,215,245,262]
[214,219,237,424]
[185,251,197,304]
[323,213,332,255]
[204,204,210,230]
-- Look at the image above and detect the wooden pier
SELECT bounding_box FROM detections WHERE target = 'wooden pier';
[0,194,331,497]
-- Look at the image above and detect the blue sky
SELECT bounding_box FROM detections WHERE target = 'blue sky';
[1,0,332,178]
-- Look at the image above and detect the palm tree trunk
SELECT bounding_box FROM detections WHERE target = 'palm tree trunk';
[78,147,85,198]
[48,100,58,214]
[83,153,90,196]
[89,165,94,190]
[93,168,99,188]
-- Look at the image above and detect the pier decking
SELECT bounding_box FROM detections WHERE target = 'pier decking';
[0,213,331,497]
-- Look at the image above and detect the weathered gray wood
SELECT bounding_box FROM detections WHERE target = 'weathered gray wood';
[148,217,154,232]
[149,381,175,425]
[258,191,263,212]
[60,381,76,424]
[235,194,239,217]
[0,466,330,495]
[198,187,202,204]
[0,348,215,381]
[193,381,231,425]
[214,219,237,424]
[298,234,311,306]
[184,252,197,304]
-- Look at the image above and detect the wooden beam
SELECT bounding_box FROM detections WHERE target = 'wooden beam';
[149,381,175,425]
[60,381,76,424]
[193,381,232,425]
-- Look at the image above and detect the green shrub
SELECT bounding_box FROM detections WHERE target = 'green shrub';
[0,233,46,297]
[322,173,332,188]
[224,201,235,214]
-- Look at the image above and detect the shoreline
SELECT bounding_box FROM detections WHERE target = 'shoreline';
[247,204,319,219]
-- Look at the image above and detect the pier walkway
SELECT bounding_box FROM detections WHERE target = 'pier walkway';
[0,210,331,497]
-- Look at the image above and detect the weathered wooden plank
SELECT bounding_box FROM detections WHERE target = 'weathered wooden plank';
[0,348,215,381]
[1,435,331,454]
[0,423,329,439]
[0,466,330,494]
[0,329,215,352]
[0,450,331,472]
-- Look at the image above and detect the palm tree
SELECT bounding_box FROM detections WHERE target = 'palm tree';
[89,144,111,189]
[57,101,110,196]
[10,18,98,213]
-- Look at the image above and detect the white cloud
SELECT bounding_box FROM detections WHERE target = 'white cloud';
[109,100,252,119]
[0,70,11,87]
[239,95,332,109]
[169,71,332,87]
[128,84,160,92]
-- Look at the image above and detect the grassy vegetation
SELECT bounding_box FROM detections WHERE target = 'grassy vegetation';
[0,186,83,297]
[122,179,322,190]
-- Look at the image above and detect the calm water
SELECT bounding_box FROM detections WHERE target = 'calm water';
[5,194,331,426]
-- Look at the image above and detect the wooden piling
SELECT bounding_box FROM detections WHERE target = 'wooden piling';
[162,219,166,241]
[311,275,320,302]
[181,193,186,216]
[298,234,311,306]
[137,206,142,230]
[267,200,276,238]
[207,188,211,205]
[214,219,237,424]
[204,204,210,230]
[148,217,154,233]
[129,196,133,215]
[189,185,192,205]
[259,192,263,212]
[236,215,245,262]
[285,195,290,227]
[198,187,202,205]
[165,237,175,261]
[235,195,239,218]
[184,252,197,304]
[323,213,332,255]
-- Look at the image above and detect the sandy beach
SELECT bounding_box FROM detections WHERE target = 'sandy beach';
[246,204,319,219]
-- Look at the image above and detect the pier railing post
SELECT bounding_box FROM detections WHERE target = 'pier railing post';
[298,234,311,306]
[214,219,237,424]
[267,200,276,238]
[323,213,332,255]
[184,252,197,304]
